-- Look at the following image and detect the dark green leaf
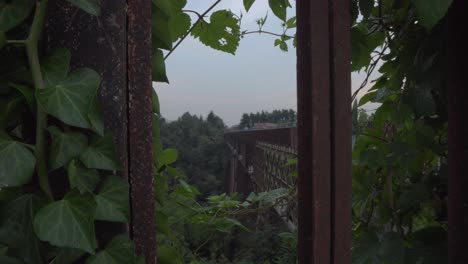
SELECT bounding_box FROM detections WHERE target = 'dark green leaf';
[42,48,71,87]
[0,193,47,264]
[286,16,296,28]
[168,12,191,42]
[244,0,256,11]
[268,0,290,21]
[87,95,104,136]
[412,0,452,31]
[48,126,87,171]
[36,68,101,130]
[152,0,172,18]
[161,148,178,166]
[152,89,160,114]
[152,49,169,83]
[9,83,35,114]
[152,8,173,50]
[79,134,120,171]
[95,176,129,222]
[155,209,169,235]
[191,10,241,54]
[67,160,100,194]
[0,0,35,32]
[33,190,97,254]
[0,138,35,187]
[65,0,101,16]
[86,235,140,264]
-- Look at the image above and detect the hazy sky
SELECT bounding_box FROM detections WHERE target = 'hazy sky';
[154,0,370,126]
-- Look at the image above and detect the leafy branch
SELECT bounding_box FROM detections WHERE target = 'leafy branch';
[164,0,223,60]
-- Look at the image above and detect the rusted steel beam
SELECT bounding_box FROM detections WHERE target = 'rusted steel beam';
[296,0,331,262]
[225,128,297,146]
[448,1,468,263]
[296,0,352,262]
[329,0,352,262]
[127,0,156,262]
[45,0,128,245]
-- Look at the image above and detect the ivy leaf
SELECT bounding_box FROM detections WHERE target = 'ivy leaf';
[95,176,130,223]
[50,247,86,264]
[268,0,290,21]
[152,0,172,18]
[152,49,169,83]
[192,10,241,54]
[79,134,120,171]
[0,0,35,32]
[244,0,256,11]
[10,83,36,114]
[36,68,101,130]
[65,0,101,16]
[0,193,48,264]
[48,126,87,171]
[42,48,71,87]
[168,12,191,42]
[33,190,97,254]
[87,95,104,136]
[152,8,173,51]
[67,160,100,194]
[359,0,374,18]
[86,235,141,264]
[0,138,35,187]
[412,0,452,31]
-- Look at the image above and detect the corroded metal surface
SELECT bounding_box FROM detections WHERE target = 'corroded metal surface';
[296,0,332,261]
[329,0,353,262]
[127,0,156,262]
[45,0,128,246]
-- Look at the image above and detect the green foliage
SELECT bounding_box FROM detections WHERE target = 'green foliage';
[192,10,241,55]
[351,0,450,262]
[0,1,141,262]
[0,138,35,187]
[239,109,296,129]
[86,235,143,264]
[33,190,97,253]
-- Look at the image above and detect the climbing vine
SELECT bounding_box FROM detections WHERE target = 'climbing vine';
[0,0,141,263]
[350,0,451,263]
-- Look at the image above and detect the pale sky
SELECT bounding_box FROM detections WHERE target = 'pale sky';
[154,0,373,126]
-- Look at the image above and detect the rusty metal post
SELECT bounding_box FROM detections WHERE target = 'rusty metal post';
[45,0,129,245]
[448,1,468,263]
[296,0,352,262]
[127,0,156,262]
[46,1,156,262]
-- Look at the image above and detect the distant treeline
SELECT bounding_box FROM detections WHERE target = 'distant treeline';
[160,111,226,197]
[239,109,297,129]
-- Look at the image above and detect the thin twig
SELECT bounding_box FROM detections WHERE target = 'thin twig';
[183,9,204,19]
[351,41,389,102]
[242,30,294,38]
